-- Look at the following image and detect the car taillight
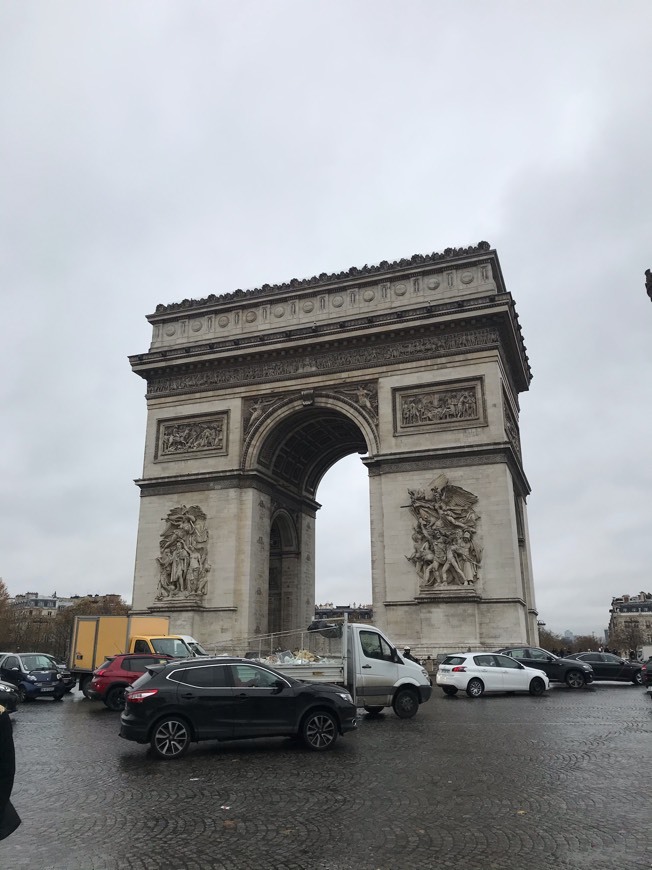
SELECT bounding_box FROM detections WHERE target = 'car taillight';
[127,689,158,703]
[452,666,467,672]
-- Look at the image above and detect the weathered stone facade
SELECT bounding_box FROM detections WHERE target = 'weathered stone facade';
[129,242,538,652]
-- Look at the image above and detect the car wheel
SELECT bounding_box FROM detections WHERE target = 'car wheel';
[150,717,191,760]
[565,670,586,689]
[633,671,643,686]
[104,686,127,711]
[529,677,546,696]
[466,678,484,698]
[300,710,338,751]
[363,705,384,715]
[80,676,93,699]
[16,687,27,703]
[442,686,458,696]
[392,688,419,718]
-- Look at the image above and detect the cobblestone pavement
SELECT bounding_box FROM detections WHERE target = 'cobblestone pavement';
[1,682,650,870]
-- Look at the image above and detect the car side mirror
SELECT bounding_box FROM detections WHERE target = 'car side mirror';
[272,679,286,693]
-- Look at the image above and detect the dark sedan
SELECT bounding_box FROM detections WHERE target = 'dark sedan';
[565,652,643,685]
[494,646,594,688]
[643,658,652,699]
[120,656,357,759]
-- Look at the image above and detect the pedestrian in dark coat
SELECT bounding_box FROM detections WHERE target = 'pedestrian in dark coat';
[0,704,21,841]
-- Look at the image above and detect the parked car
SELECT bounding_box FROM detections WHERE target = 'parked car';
[86,654,172,710]
[0,652,66,701]
[0,677,19,713]
[43,655,77,693]
[120,656,358,759]
[494,646,594,688]
[640,657,651,698]
[565,652,643,685]
[436,652,550,697]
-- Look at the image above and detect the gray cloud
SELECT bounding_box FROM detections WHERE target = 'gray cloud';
[1,1,651,637]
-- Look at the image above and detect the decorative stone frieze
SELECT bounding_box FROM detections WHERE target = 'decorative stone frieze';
[393,378,485,435]
[502,392,521,458]
[147,327,500,397]
[155,413,228,461]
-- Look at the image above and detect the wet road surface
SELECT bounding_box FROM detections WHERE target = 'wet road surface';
[2,681,650,869]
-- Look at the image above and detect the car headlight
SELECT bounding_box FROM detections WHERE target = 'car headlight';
[0,685,9,692]
[581,665,591,670]
[420,668,429,679]
[27,675,37,682]
[337,691,353,704]
[56,673,62,680]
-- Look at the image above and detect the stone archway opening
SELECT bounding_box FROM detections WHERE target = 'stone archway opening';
[315,454,371,609]
[253,404,371,636]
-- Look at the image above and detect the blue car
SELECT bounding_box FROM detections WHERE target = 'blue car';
[0,652,66,702]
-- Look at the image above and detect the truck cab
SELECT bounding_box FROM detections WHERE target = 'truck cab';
[130,636,200,658]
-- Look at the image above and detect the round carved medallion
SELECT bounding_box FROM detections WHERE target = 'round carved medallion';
[164,325,176,337]
[302,301,314,313]
[332,295,344,308]
[245,310,257,323]
[461,271,474,285]
[273,306,285,318]
[394,283,407,296]
[190,320,202,333]
[427,278,440,290]
[363,289,375,302]
[218,315,230,328]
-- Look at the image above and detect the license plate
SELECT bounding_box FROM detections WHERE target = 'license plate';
[39,687,54,693]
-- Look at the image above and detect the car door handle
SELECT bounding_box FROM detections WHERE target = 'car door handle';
[180,692,195,699]
[362,664,372,669]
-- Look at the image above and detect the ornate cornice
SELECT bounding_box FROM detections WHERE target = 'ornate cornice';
[151,241,493,315]
[145,326,502,397]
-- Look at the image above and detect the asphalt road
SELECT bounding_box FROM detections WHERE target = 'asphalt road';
[2,681,650,870]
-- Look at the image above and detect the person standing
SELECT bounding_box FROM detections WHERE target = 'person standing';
[0,703,21,841]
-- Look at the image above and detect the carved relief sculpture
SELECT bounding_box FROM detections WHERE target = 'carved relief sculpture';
[157,414,227,460]
[396,380,483,434]
[405,473,482,590]
[156,505,211,599]
[335,382,378,423]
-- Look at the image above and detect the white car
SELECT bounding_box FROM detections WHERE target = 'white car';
[436,652,550,697]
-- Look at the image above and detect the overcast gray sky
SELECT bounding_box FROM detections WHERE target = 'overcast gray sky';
[1,2,651,638]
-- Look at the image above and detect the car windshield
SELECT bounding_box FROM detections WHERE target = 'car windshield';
[150,638,192,658]
[21,654,55,671]
[188,641,208,656]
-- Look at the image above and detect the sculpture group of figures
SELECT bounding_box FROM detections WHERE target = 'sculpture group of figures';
[160,421,224,455]
[156,505,211,599]
[405,474,482,589]
[401,389,477,426]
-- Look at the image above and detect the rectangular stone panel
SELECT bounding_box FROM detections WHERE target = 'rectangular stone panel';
[392,377,486,435]
[155,412,229,462]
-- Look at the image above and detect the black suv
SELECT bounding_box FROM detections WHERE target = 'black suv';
[494,646,594,688]
[565,652,643,685]
[120,656,357,759]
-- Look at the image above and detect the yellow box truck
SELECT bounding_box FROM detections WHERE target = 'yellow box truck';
[69,615,200,695]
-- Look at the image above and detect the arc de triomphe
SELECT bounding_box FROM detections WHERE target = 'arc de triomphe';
[129,241,538,654]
